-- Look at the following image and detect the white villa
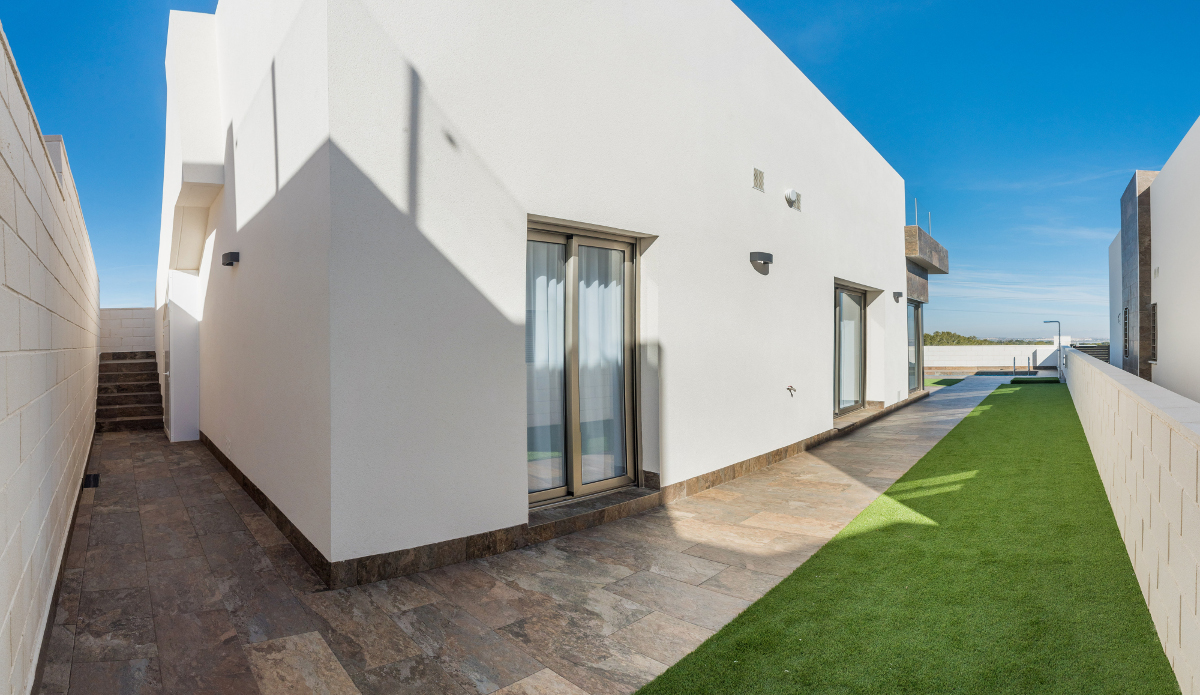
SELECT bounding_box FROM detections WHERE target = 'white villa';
[155,0,949,587]
[1108,114,1200,402]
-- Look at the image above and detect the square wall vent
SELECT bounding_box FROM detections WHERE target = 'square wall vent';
[753,168,764,191]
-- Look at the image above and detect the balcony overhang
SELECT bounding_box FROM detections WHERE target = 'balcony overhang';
[904,225,949,275]
[175,162,224,208]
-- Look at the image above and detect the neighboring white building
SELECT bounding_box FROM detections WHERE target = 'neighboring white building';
[1107,114,1200,402]
[156,0,948,586]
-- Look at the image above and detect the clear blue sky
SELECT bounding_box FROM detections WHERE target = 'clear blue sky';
[4,1,1199,339]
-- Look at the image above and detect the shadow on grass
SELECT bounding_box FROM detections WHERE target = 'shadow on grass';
[637,384,1179,695]
[925,377,963,387]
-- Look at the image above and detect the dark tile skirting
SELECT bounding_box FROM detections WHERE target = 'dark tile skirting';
[199,389,931,590]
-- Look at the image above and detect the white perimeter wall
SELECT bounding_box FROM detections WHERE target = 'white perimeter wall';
[178,0,912,561]
[1065,348,1200,693]
[0,24,99,694]
[925,343,1065,369]
[1150,114,1200,403]
[98,307,154,354]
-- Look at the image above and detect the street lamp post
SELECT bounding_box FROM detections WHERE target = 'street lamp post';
[1044,320,1061,381]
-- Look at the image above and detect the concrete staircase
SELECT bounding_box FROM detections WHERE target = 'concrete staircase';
[96,351,164,432]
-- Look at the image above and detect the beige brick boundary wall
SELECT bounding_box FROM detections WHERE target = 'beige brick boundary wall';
[98,307,154,354]
[1064,348,1199,693]
[0,22,99,693]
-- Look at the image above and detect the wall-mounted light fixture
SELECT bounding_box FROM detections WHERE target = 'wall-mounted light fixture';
[894,291,903,302]
[222,252,240,267]
[784,189,800,211]
[750,251,773,276]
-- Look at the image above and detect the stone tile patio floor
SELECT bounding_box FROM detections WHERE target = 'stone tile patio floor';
[36,376,1008,694]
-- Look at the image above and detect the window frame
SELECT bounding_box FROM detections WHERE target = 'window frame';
[526,224,639,506]
[1150,303,1158,361]
[1123,307,1129,359]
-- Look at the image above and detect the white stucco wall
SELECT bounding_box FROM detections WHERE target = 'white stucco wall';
[1110,233,1122,366]
[351,0,910,489]
[0,24,99,693]
[159,8,334,555]
[97,307,154,354]
[162,0,915,563]
[1149,114,1200,403]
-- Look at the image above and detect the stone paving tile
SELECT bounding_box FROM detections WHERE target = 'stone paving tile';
[349,654,471,694]
[243,631,359,695]
[608,611,714,667]
[154,609,260,694]
[494,668,590,694]
[37,378,1004,694]
[68,658,162,694]
[394,601,545,693]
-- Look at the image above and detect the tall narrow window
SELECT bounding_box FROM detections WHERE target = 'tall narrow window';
[527,228,636,504]
[526,241,566,496]
[1150,303,1157,361]
[834,288,866,415]
[1123,307,1129,359]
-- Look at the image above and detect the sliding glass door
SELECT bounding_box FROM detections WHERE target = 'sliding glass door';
[526,240,567,498]
[834,288,866,415]
[907,301,923,392]
[527,230,635,504]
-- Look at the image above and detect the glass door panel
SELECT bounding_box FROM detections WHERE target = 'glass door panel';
[526,241,567,494]
[577,245,627,484]
[835,288,865,414]
[907,302,918,391]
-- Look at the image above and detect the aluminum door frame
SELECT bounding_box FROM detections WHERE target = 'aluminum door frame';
[527,228,638,505]
[834,286,867,416]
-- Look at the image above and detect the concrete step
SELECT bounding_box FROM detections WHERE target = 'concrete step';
[98,392,163,407]
[99,371,159,384]
[99,360,158,373]
[97,403,164,419]
[98,381,160,395]
[101,351,155,361]
[95,415,163,432]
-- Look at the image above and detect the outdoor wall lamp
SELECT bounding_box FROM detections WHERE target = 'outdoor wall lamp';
[784,189,800,211]
[894,291,903,302]
[750,252,773,276]
[222,252,240,267]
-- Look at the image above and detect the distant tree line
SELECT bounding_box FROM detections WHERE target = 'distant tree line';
[923,331,1053,346]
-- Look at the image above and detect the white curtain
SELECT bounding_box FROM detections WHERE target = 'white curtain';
[577,245,626,484]
[526,241,566,492]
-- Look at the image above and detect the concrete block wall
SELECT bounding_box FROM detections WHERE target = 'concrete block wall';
[98,308,154,354]
[0,22,100,694]
[1065,348,1200,693]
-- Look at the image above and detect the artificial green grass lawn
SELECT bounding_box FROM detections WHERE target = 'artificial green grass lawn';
[637,383,1178,694]
[925,378,963,387]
